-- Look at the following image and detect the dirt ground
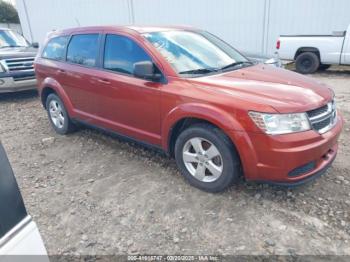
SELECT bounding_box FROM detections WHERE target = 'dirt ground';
[0,68,350,256]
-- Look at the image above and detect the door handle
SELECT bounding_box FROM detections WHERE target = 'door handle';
[57,69,66,74]
[97,78,111,85]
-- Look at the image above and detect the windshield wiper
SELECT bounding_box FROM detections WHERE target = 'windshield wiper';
[179,68,218,75]
[0,45,26,48]
[220,61,253,71]
[179,61,253,75]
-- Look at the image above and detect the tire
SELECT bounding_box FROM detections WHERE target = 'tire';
[45,93,76,135]
[174,123,241,193]
[295,52,320,74]
[318,64,331,71]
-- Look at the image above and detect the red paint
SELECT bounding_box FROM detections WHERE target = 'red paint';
[35,26,344,184]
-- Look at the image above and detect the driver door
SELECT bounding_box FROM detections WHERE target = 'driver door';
[93,33,163,146]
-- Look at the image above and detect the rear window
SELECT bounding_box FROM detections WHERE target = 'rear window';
[66,34,99,67]
[42,36,69,61]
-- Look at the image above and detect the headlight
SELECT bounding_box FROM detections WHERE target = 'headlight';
[249,111,311,135]
[265,58,277,64]
[265,58,283,68]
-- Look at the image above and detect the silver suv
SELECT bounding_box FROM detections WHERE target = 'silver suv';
[0,28,38,93]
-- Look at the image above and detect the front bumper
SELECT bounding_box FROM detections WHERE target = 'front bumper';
[262,153,335,187]
[230,113,344,185]
[0,77,37,93]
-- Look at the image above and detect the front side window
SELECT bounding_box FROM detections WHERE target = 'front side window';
[67,34,99,67]
[103,34,152,75]
[143,30,250,77]
[42,36,68,61]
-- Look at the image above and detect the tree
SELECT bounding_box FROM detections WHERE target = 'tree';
[0,1,20,23]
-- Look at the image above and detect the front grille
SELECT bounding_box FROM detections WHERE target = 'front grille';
[4,57,35,72]
[313,117,331,130]
[307,104,328,118]
[13,75,36,81]
[307,101,337,133]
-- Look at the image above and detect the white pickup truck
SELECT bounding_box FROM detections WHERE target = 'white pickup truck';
[277,24,350,74]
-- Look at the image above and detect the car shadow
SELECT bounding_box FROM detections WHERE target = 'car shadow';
[0,90,38,102]
[286,64,350,76]
[74,124,317,199]
[315,69,350,76]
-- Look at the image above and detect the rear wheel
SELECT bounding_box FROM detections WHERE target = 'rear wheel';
[174,123,241,193]
[295,52,320,74]
[46,93,76,135]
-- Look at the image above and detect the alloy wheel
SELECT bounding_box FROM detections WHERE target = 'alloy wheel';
[49,100,65,129]
[182,137,223,182]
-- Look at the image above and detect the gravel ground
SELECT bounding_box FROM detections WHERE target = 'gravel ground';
[0,68,350,256]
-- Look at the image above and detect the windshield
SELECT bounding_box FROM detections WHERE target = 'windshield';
[143,30,251,77]
[0,30,29,48]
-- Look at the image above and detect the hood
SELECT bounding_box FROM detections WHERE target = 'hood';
[0,46,38,60]
[189,64,333,113]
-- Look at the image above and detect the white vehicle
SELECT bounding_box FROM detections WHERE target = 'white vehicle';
[0,142,48,261]
[277,24,350,74]
[241,51,283,68]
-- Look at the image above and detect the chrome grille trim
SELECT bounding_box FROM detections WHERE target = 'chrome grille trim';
[3,57,35,72]
[307,101,337,134]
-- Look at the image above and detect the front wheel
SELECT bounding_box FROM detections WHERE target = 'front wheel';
[174,123,241,193]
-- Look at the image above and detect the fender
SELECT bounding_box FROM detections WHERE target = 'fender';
[295,47,320,60]
[40,77,76,118]
[161,102,245,151]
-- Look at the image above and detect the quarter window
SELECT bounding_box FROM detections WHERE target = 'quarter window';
[67,34,99,67]
[42,36,68,61]
[103,34,152,75]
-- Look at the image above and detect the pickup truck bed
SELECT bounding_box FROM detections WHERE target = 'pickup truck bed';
[277,25,350,74]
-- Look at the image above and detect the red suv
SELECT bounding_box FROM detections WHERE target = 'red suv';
[34,26,343,192]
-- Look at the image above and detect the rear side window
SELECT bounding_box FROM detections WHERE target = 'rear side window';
[104,34,152,75]
[42,36,68,61]
[67,34,99,67]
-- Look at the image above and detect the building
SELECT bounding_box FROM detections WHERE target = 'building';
[16,0,350,55]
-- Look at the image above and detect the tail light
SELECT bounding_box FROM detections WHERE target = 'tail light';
[276,39,280,50]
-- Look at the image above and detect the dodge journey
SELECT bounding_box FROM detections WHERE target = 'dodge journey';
[34,26,343,192]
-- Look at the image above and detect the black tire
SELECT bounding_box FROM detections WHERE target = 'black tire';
[45,93,76,135]
[295,52,320,74]
[318,64,331,71]
[174,123,241,193]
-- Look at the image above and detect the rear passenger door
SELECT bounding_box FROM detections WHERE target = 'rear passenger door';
[94,33,163,146]
[61,33,102,121]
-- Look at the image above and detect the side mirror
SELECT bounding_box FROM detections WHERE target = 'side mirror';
[32,42,39,48]
[133,61,162,81]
